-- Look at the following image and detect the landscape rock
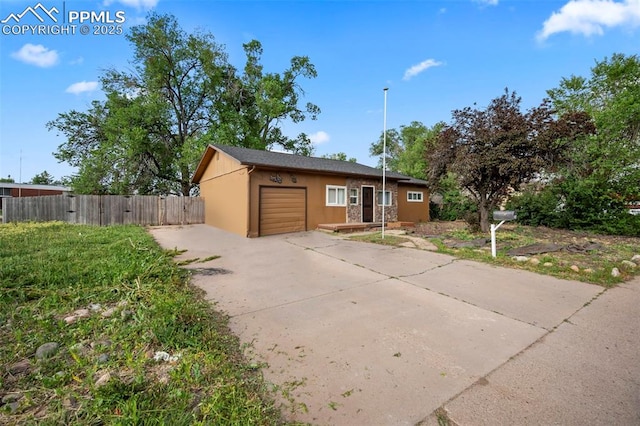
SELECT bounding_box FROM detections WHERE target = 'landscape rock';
[621,260,636,269]
[611,267,621,277]
[97,353,110,364]
[8,359,31,375]
[73,309,91,318]
[88,303,102,312]
[570,265,580,272]
[36,342,60,359]
[95,371,111,387]
[64,316,78,325]
[101,307,117,318]
[153,351,181,363]
[513,256,529,262]
[2,393,22,404]
[584,268,594,274]
[529,258,540,266]
[2,393,22,414]
[543,262,553,267]
[631,254,640,264]
[2,394,23,414]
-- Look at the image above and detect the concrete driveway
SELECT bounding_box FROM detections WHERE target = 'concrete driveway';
[149,225,640,425]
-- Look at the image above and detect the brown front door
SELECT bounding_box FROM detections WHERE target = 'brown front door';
[362,186,373,222]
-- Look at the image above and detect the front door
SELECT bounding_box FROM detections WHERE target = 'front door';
[362,186,373,222]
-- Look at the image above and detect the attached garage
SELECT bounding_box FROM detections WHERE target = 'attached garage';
[259,186,307,236]
[192,145,429,237]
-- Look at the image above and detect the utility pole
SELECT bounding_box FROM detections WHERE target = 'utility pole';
[382,88,388,239]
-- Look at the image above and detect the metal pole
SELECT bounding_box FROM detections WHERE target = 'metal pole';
[19,149,22,198]
[491,220,506,258]
[382,87,388,239]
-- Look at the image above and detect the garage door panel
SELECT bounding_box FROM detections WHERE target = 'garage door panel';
[260,187,306,236]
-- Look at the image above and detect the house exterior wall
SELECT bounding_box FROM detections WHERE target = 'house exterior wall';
[9,188,66,197]
[345,178,398,223]
[199,151,250,236]
[247,169,347,237]
[397,184,430,223]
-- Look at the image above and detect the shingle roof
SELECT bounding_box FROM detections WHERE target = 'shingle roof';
[193,144,428,186]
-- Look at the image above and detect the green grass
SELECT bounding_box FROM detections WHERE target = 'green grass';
[350,226,639,287]
[0,222,287,425]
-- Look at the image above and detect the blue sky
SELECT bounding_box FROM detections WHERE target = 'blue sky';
[1,0,639,183]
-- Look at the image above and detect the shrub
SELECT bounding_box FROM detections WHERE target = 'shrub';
[506,187,561,228]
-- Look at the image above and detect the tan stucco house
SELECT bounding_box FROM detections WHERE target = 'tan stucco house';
[192,145,430,237]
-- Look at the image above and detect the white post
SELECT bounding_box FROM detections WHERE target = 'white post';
[382,87,388,239]
[491,220,506,258]
[491,223,497,258]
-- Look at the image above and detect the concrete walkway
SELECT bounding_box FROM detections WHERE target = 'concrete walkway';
[149,225,639,425]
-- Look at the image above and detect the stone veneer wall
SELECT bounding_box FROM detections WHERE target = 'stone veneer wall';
[346,178,398,223]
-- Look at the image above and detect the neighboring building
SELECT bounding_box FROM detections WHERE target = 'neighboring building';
[192,145,429,237]
[0,183,71,199]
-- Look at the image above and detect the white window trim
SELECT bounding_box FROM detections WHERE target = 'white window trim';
[407,191,424,202]
[349,188,359,205]
[377,190,392,206]
[326,185,347,206]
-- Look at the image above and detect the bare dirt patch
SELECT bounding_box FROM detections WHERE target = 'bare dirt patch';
[407,221,640,286]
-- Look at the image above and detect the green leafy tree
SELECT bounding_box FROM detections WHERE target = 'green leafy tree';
[0,176,15,183]
[320,152,357,162]
[546,53,640,233]
[213,40,320,155]
[428,89,593,232]
[370,121,443,179]
[48,13,320,195]
[30,171,55,185]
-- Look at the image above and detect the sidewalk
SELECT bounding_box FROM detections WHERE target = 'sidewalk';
[423,277,640,425]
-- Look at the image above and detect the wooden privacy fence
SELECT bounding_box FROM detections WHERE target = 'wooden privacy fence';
[1,194,204,226]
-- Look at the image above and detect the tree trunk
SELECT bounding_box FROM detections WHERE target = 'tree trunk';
[479,194,490,233]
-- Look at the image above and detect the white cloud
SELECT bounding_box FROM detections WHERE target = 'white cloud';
[70,56,84,65]
[103,0,158,10]
[403,59,443,81]
[537,0,640,41]
[11,44,59,68]
[309,131,330,145]
[66,81,99,95]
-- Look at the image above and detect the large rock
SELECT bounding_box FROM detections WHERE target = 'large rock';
[35,342,60,359]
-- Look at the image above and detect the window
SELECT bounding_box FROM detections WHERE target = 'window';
[407,191,424,202]
[326,185,347,206]
[349,188,359,205]
[377,190,392,206]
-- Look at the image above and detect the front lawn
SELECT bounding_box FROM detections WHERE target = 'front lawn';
[351,221,640,287]
[0,222,285,425]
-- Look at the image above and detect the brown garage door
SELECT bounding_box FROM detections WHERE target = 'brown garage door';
[259,187,307,236]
